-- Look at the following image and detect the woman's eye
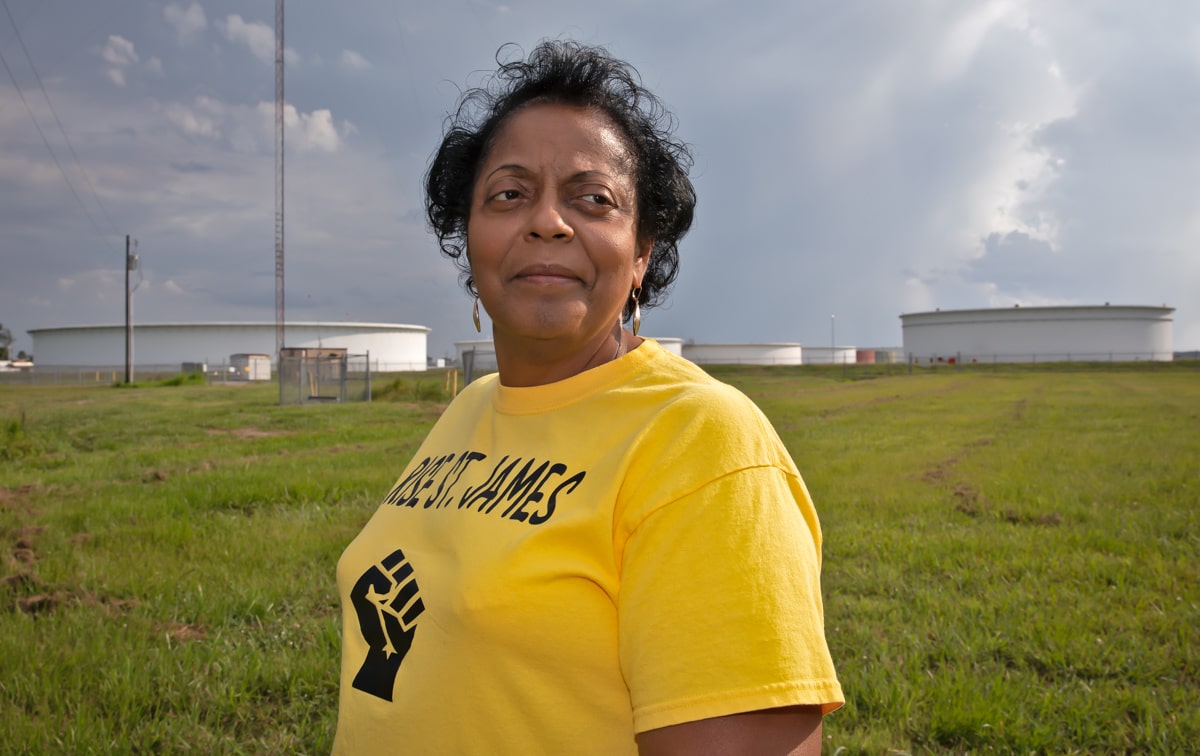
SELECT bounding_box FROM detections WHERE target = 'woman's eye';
[581,193,613,206]
[491,189,521,202]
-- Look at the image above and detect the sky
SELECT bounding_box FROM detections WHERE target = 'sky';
[1,0,1197,360]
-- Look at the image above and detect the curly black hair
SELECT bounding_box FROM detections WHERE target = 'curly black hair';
[424,40,696,321]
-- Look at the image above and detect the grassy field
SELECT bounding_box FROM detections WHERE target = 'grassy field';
[1,365,1197,753]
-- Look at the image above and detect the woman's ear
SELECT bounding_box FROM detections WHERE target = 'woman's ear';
[634,238,653,283]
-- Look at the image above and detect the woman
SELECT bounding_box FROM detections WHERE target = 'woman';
[335,40,843,754]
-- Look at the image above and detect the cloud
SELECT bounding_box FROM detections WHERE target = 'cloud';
[966,230,1064,291]
[163,96,224,140]
[169,161,214,173]
[292,108,342,151]
[159,94,350,154]
[100,35,138,87]
[276,104,351,152]
[164,2,208,42]
[56,269,123,310]
[340,49,371,71]
[218,14,279,65]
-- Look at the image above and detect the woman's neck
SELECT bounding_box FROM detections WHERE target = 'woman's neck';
[493,325,640,387]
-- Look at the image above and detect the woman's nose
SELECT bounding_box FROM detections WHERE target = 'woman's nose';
[526,197,574,241]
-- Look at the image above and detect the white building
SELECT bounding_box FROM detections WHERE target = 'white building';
[900,305,1174,364]
[28,322,431,372]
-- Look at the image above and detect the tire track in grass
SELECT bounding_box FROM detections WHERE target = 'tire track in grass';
[919,394,1062,527]
[1,483,143,618]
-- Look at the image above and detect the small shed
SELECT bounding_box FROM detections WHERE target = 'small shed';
[230,353,272,381]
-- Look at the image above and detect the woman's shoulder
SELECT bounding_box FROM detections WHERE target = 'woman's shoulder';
[624,347,791,469]
[635,346,771,425]
[616,350,802,533]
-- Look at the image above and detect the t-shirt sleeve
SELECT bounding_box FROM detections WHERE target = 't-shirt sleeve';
[617,464,844,734]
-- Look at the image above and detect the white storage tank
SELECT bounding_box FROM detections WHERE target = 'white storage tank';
[801,346,858,365]
[682,343,802,366]
[28,322,431,372]
[900,305,1174,364]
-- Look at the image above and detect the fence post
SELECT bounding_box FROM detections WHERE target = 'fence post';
[339,353,347,403]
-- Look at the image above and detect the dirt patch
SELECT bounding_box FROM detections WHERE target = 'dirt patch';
[3,574,139,616]
[0,483,44,514]
[951,483,986,517]
[954,502,981,517]
[77,591,140,615]
[919,436,999,491]
[952,484,979,502]
[13,590,140,616]
[16,593,58,614]
[1011,398,1028,421]
[159,621,207,643]
[922,465,953,483]
[3,572,54,615]
[11,545,36,564]
[206,428,293,440]
[6,524,45,566]
[1003,509,1062,527]
[1,571,41,594]
[2,518,136,616]
[326,444,368,454]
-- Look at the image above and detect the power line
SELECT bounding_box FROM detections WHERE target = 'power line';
[0,0,121,242]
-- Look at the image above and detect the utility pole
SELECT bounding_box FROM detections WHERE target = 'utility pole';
[830,314,836,364]
[274,0,286,362]
[124,235,139,383]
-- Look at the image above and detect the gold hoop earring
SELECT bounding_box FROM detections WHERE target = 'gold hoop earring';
[472,296,481,333]
[630,287,642,337]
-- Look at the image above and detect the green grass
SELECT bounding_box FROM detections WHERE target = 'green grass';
[112,371,210,389]
[1,365,1197,753]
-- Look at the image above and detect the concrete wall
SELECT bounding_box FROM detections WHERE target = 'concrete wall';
[29,322,431,371]
[900,305,1174,363]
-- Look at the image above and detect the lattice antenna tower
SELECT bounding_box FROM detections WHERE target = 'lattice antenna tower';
[274,0,285,357]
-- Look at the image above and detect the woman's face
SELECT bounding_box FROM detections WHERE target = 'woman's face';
[467,103,650,354]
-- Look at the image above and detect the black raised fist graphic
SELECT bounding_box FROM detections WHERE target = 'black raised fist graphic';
[350,548,425,701]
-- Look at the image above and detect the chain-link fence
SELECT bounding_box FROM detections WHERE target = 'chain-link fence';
[909,350,1180,366]
[0,363,259,386]
[277,348,371,405]
[3,350,1195,389]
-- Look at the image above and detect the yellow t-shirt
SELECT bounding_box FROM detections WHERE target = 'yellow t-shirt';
[334,339,843,754]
